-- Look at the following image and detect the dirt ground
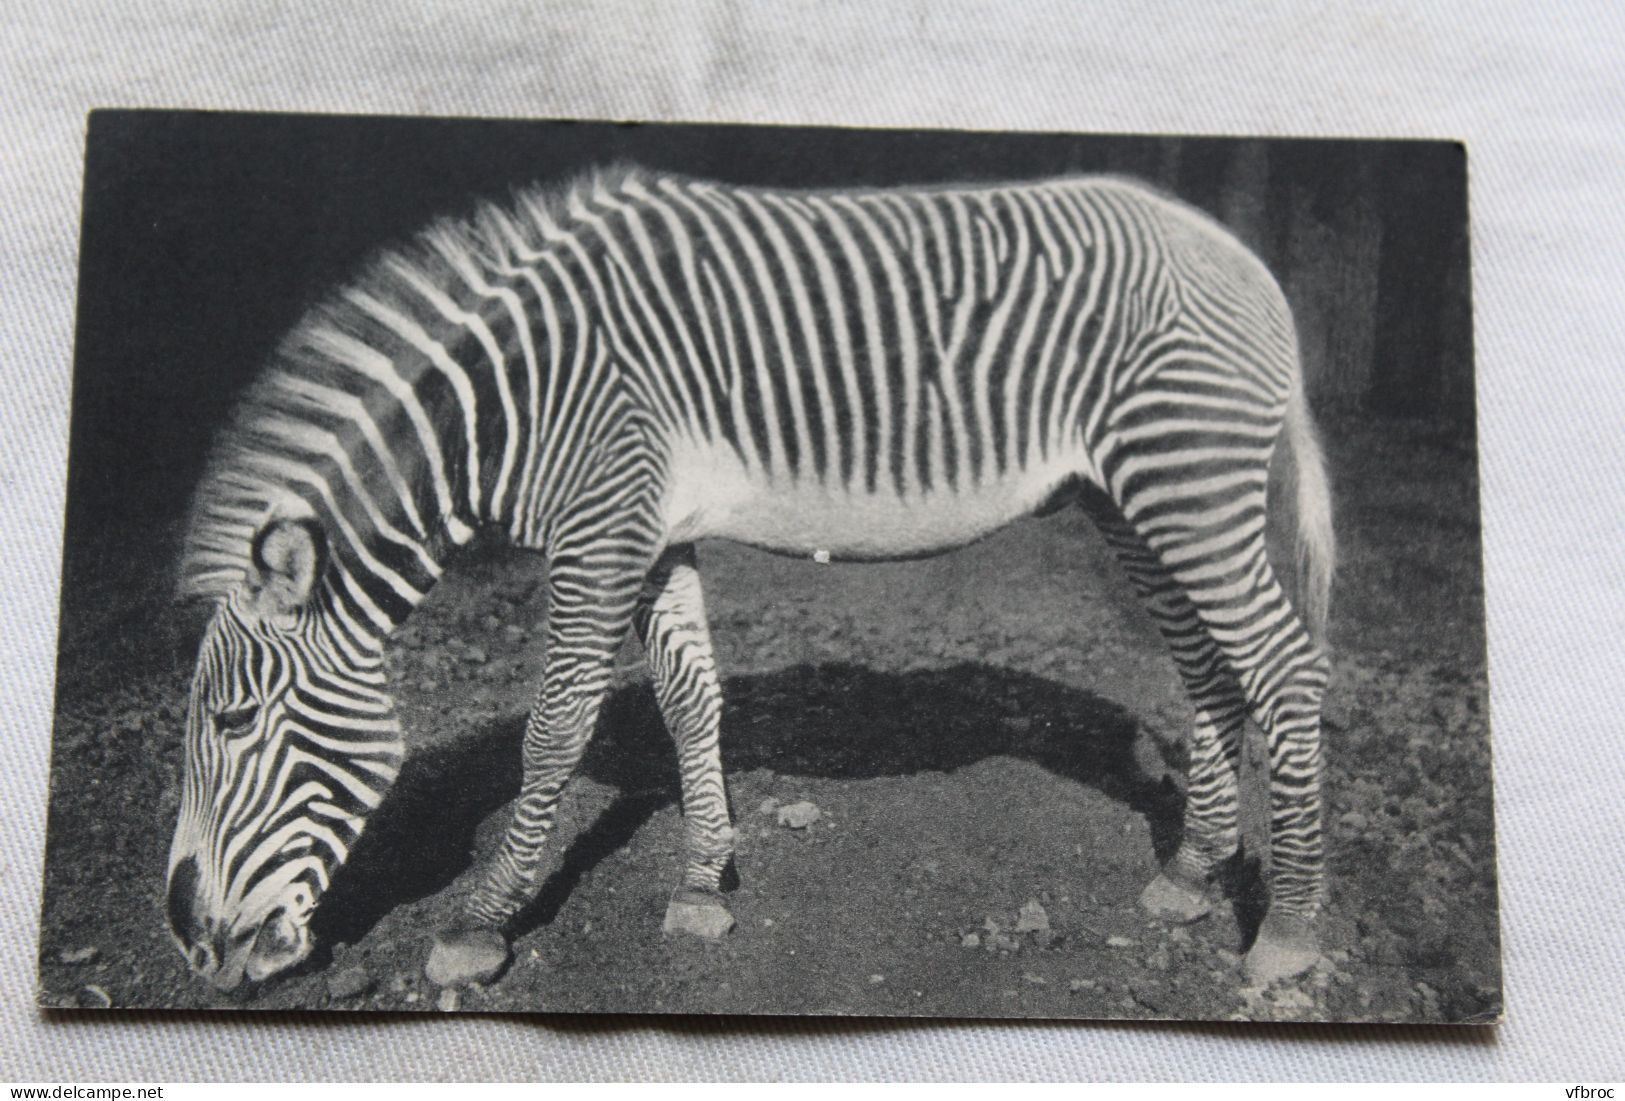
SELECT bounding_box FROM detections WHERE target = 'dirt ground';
[37,411,1501,1022]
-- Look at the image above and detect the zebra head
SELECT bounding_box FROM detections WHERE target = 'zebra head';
[167,519,404,990]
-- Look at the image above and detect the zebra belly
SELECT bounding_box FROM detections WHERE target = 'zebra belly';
[662,444,1092,560]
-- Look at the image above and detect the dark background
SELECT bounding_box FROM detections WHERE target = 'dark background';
[66,111,1471,550]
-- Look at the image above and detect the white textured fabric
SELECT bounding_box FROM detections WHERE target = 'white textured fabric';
[4,0,1623,1081]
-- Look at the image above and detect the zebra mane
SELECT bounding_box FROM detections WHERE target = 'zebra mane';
[175,163,651,602]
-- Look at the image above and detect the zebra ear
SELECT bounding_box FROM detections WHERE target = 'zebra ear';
[247,519,325,621]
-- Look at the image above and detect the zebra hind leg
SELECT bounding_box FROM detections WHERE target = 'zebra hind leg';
[1136,689,1248,923]
[634,544,737,941]
[1089,502,1248,926]
[1124,507,1329,985]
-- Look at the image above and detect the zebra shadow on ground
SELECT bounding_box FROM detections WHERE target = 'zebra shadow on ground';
[313,662,1269,953]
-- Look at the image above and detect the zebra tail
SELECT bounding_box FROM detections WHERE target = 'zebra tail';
[1280,378,1336,645]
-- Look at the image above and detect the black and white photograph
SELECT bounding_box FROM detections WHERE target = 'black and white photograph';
[38,110,1498,1024]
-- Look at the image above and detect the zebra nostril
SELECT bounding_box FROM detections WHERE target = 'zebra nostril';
[251,907,295,956]
[167,856,200,945]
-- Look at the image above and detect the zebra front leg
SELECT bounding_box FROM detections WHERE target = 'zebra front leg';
[634,544,736,941]
[427,536,653,987]
[1092,505,1246,924]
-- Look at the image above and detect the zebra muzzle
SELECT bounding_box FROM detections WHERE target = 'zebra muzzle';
[242,905,311,984]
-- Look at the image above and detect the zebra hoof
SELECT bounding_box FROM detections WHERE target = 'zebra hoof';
[662,890,736,940]
[426,923,511,987]
[1243,912,1319,985]
[1138,871,1211,924]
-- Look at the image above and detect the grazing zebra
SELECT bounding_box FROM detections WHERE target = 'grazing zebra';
[166,166,1334,993]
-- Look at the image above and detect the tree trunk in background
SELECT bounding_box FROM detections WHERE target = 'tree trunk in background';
[1439,206,1476,436]
[1268,143,1384,412]
[1370,143,1473,432]
[1219,141,1271,259]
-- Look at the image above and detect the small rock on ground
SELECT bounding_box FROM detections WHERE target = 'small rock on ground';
[426,928,509,987]
[1014,899,1050,934]
[1272,988,1317,1013]
[437,987,461,1012]
[776,801,821,829]
[663,899,736,939]
[327,967,374,1000]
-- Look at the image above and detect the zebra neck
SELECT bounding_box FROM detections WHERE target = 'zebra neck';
[183,190,620,619]
[312,528,457,653]
[344,241,613,552]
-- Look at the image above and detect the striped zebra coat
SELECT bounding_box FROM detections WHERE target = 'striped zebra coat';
[167,167,1334,992]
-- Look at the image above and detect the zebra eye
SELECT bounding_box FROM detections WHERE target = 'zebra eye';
[215,705,262,734]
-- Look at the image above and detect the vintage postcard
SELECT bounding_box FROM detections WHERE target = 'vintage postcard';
[39,111,1499,1022]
